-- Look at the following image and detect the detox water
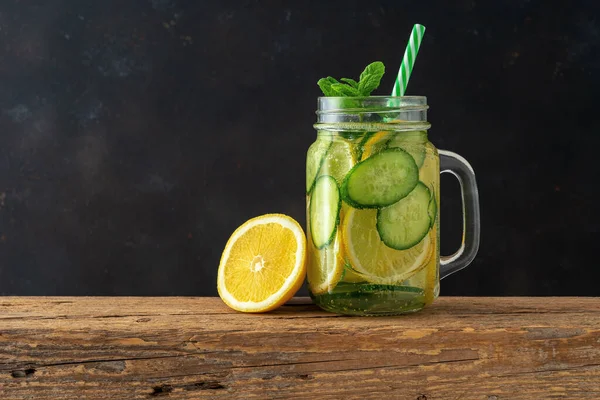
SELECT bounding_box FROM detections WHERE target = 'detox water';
[306,120,440,315]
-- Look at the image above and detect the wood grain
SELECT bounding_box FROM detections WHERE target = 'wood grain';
[1,297,599,399]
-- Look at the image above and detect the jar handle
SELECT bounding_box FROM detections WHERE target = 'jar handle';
[438,150,481,279]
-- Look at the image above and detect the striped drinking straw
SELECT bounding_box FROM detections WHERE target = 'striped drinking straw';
[392,24,426,96]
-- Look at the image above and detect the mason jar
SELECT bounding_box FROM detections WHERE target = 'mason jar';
[306,96,480,315]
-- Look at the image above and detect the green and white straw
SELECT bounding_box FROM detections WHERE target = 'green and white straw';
[392,24,426,97]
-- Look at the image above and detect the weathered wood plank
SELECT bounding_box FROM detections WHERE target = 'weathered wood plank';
[1,297,599,399]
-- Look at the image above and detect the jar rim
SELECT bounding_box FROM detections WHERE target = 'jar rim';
[317,96,428,114]
[317,95,426,100]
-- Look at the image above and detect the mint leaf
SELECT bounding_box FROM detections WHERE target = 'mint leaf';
[358,61,385,95]
[317,61,386,96]
[331,83,361,96]
[340,78,358,88]
[359,61,385,83]
[317,77,340,96]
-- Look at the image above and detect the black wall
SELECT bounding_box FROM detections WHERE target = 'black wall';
[1,0,598,295]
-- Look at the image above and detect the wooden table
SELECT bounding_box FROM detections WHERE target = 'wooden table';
[1,297,599,399]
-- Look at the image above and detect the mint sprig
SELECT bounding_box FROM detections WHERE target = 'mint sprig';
[317,61,385,97]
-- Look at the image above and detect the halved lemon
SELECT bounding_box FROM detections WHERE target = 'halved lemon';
[360,131,390,161]
[217,214,306,313]
[342,208,432,285]
[307,229,345,294]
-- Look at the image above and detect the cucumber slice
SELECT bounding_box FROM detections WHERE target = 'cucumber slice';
[377,182,432,250]
[306,136,332,194]
[310,175,341,249]
[331,282,423,296]
[387,132,427,168]
[428,186,437,228]
[342,148,419,208]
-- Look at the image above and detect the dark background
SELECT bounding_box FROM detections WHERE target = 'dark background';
[0,0,598,296]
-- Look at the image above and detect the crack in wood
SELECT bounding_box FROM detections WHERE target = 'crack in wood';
[149,357,362,381]
[150,384,173,396]
[0,312,237,321]
[148,371,230,381]
[260,372,314,381]
[0,314,158,321]
[1,315,70,321]
[0,355,185,371]
[328,356,482,375]
[93,314,157,319]
[10,368,36,378]
[234,357,359,371]
[41,354,184,368]
[453,310,600,316]
[497,362,600,377]
[182,381,226,391]
[148,381,228,396]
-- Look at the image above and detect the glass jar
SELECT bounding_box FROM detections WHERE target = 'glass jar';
[306,96,480,315]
